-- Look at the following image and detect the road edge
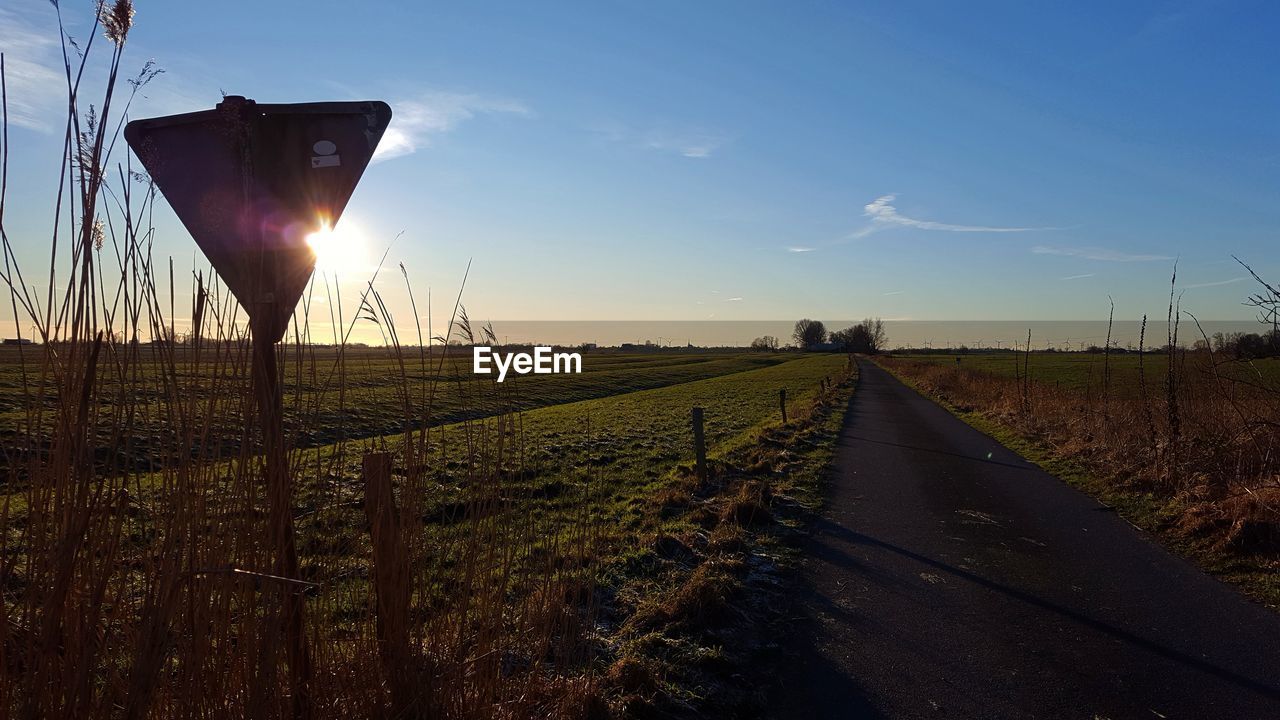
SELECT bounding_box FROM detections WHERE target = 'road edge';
[873,357,1280,611]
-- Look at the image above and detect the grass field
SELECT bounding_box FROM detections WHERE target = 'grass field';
[287,352,851,604]
[0,346,798,452]
[891,350,1280,394]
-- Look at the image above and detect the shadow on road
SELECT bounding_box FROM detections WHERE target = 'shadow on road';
[843,433,1036,472]
[807,515,1280,702]
[768,548,887,719]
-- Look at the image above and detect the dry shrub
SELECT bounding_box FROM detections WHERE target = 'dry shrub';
[605,655,660,696]
[661,561,739,629]
[654,480,694,515]
[707,523,747,555]
[1181,486,1280,555]
[624,560,739,635]
[720,480,773,527]
[651,534,695,563]
[686,505,720,530]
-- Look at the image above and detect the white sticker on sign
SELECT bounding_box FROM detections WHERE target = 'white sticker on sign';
[311,155,341,168]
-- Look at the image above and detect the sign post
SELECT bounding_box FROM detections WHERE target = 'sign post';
[126,96,391,717]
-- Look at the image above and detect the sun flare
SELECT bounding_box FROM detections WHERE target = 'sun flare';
[305,219,367,275]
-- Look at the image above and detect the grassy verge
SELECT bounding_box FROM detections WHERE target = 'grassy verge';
[590,361,857,716]
[877,359,1280,610]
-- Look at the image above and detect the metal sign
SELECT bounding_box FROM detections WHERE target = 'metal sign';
[124,96,392,341]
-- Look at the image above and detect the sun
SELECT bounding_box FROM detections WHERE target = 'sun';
[305,218,367,275]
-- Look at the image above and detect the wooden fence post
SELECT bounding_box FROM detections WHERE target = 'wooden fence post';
[363,452,414,714]
[779,388,788,424]
[692,407,707,483]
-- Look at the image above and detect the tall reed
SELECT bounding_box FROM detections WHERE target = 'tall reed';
[1,4,603,717]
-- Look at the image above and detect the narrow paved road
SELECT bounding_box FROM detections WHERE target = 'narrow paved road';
[771,359,1280,719]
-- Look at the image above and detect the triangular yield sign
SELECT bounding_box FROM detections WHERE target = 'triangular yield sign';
[124,97,392,342]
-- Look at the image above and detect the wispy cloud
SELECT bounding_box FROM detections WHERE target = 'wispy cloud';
[882,290,905,296]
[850,194,1050,239]
[1032,245,1173,262]
[1184,277,1245,289]
[1061,273,1095,280]
[0,7,66,132]
[593,123,728,159]
[374,92,530,162]
[787,246,816,253]
[697,291,744,306]
[1,6,290,135]
[643,129,727,159]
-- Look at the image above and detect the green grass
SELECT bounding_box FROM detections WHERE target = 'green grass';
[893,350,1280,395]
[292,353,850,563]
[1,350,843,519]
[0,346,798,460]
[70,350,847,628]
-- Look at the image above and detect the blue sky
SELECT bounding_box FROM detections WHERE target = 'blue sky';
[2,0,1278,336]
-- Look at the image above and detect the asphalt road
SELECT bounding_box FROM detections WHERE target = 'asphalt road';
[770,359,1280,719]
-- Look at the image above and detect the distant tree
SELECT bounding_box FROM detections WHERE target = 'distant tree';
[829,327,849,351]
[831,326,869,353]
[793,319,827,349]
[1235,333,1270,359]
[863,317,887,353]
[750,335,779,351]
[830,317,888,354]
[1206,330,1280,359]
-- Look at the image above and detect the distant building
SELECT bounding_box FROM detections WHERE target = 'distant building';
[2,338,33,346]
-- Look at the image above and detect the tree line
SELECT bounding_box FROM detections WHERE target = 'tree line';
[1203,329,1280,359]
[751,318,887,353]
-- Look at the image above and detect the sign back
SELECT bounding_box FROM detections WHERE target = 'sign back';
[124,97,392,342]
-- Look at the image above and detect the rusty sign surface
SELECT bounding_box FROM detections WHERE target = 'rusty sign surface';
[124,97,392,341]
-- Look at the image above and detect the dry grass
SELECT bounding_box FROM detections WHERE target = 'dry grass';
[719,481,772,528]
[879,345,1280,567]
